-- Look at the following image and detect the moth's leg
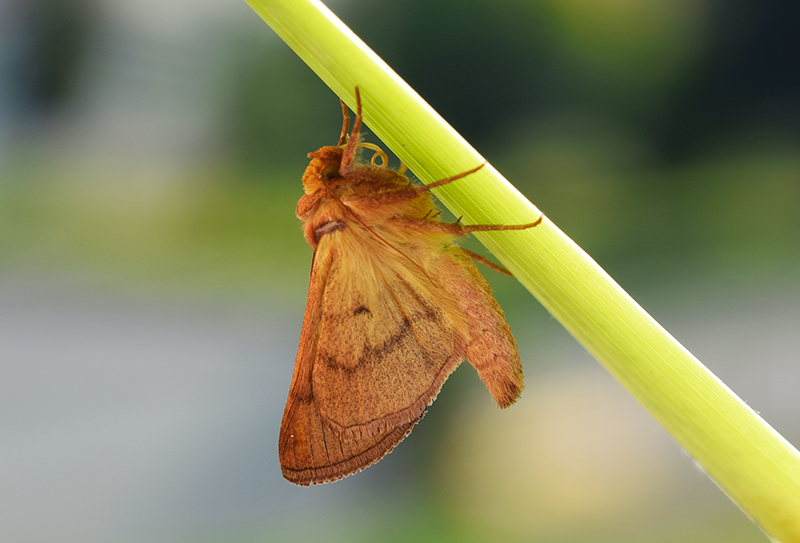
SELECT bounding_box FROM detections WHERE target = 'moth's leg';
[416,163,486,193]
[461,248,513,277]
[461,214,544,233]
[378,164,487,202]
[389,216,543,276]
[390,213,544,237]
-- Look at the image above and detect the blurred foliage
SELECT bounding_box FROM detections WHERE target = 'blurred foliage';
[227,53,342,170]
[5,0,93,115]
[0,161,311,301]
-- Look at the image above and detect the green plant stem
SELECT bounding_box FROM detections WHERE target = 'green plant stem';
[247,0,800,540]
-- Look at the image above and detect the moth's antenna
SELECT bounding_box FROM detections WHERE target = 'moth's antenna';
[338,99,349,147]
[340,87,363,173]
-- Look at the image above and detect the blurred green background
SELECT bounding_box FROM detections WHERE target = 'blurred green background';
[1,0,799,542]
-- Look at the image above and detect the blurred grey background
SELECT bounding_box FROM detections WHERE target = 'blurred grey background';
[1,0,799,542]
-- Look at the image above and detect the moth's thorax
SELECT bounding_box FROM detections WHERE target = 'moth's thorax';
[302,145,408,195]
[297,144,439,249]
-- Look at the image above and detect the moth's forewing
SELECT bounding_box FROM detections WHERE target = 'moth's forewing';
[279,242,430,485]
[311,232,467,440]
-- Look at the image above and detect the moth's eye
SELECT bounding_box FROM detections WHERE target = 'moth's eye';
[320,164,340,179]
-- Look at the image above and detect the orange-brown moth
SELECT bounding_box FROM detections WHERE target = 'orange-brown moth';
[279,88,542,485]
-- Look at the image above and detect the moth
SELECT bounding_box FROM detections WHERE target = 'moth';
[279,88,542,485]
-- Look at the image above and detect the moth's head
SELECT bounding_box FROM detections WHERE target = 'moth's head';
[302,145,345,194]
